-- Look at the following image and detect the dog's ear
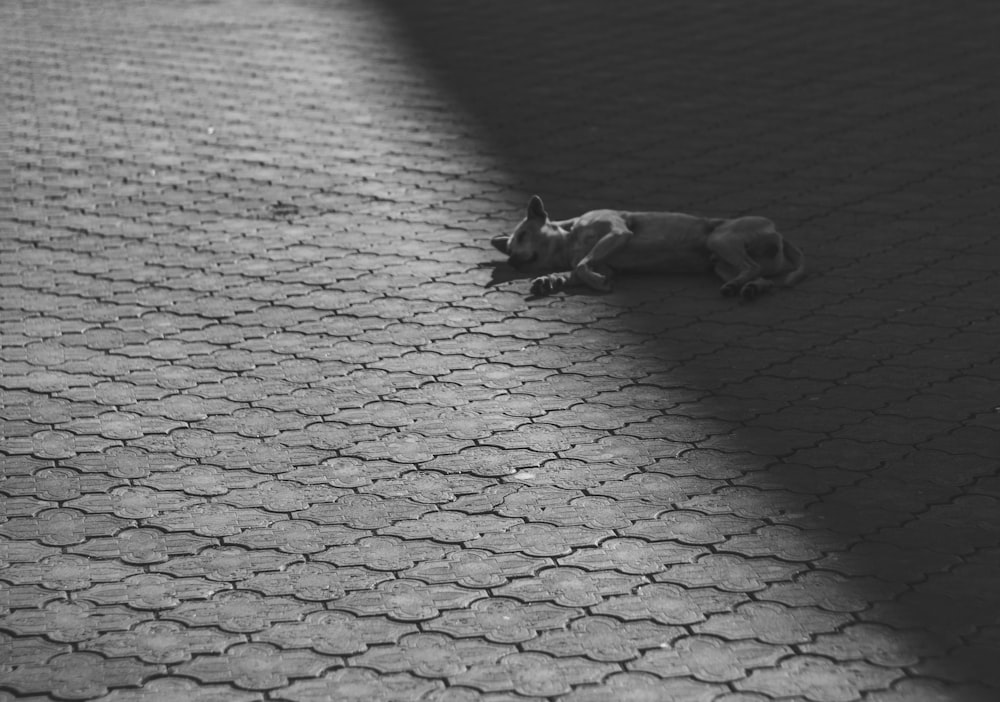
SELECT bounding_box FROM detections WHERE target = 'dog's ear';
[491,234,511,254]
[527,195,548,222]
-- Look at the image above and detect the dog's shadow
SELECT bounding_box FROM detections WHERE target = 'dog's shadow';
[481,261,530,288]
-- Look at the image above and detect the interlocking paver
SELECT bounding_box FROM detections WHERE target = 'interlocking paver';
[629,635,792,684]
[174,643,334,691]
[3,0,999,699]
[81,620,243,665]
[0,652,164,700]
[736,655,903,702]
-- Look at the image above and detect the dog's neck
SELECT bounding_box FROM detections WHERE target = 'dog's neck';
[544,222,573,269]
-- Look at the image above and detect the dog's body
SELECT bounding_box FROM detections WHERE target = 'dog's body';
[492,196,805,300]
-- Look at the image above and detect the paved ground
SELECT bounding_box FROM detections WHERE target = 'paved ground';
[2,0,999,700]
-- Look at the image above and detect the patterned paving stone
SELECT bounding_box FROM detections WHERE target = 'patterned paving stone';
[522,616,683,662]
[1,430,118,460]
[720,525,846,562]
[0,538,61,566]
[0,467,126,501]
[803,623,947,668]
[486,422,607,453]
[360,470,495,504]
[736,655,903,702]
[630,635,793,683]
[865,679,998,702]
[281,668,443,702]
[678,485,814,521]
[314,535,450,571]
[202,443,330,476]
[589,472,723,504]
[144,503,280,537]
[295,494,433,528]
[595,583,748,626]
[354,632,514,677]
[0,584,65,614]
[225,521,365,554]
[380,510,522,543]
[345,432,472,463]
[0,651,163,700]
[332,579,483,621]
[467,522,614,557]
[562,672,727,702]
[424,445,552,477]
[151,546,303,582]
[240,562,391,602]
[450,652,618,697]
[62,447,186,479]
[625,509,761,544]
[655,554,806,592]
[428,597,580,644]
[174,643,335,691]
[68,527,216,564]
[696,601,852,644]
[164,591,321,633]
[137,464,270,495]
[403,549,550,588]
[64,487,204,519]
[0,508,134,546]
[503,492,661,529]
[760,570,901,611]
[504,458,633,489]
[0,631,71,667]
[79,573,229,611]
[817,541,962,585]
[1,600,155,643]
[496,566,645,607]
[0,553,142,591]
[253,610,416,656]
[81,620,243,664]
[559,537,708,574]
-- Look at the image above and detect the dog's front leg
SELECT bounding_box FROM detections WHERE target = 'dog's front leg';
[573,229,631,292]
[530,265,616,296]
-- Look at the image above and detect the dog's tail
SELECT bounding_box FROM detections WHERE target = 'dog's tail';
[777,240,806,287]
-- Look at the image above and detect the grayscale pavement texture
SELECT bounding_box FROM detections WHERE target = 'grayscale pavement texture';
[2,1,999,700]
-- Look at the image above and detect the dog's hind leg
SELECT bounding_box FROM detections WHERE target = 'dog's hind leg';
[774,240,806,288]
[710,243,763,297]
[709,219,786,299]
[713,258,771,300]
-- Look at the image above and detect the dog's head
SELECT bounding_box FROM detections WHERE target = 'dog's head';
[492,195,562,269]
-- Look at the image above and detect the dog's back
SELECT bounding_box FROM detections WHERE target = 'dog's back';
[604,211,721,274]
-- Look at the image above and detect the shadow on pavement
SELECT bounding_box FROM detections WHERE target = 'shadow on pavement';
[373,0,999,689]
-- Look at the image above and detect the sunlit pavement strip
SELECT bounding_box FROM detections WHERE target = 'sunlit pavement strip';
[2,1,999,700]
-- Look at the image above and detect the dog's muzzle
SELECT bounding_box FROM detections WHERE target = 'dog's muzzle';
[491,235,511,255]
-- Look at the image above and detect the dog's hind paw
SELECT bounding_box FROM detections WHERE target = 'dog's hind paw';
[740,280,772,301]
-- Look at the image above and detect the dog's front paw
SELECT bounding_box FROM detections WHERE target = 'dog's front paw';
[740,281,762,301]
[720,281,741,297]
[530,275,560,296]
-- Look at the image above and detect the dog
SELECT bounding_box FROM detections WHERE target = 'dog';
[492,195,805,300]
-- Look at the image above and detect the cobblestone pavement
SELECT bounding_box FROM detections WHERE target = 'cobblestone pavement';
[2,0,999,700]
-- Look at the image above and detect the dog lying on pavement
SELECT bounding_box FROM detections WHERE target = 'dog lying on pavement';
[492,195,805,299]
